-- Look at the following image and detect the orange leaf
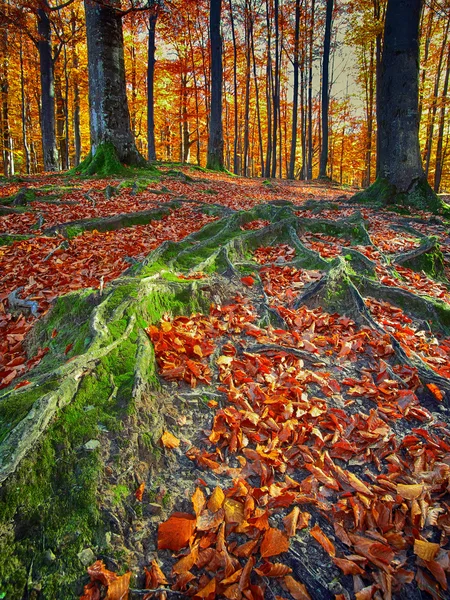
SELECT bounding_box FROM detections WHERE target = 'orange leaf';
[192,487,206,518]
[310,524,336,557]
[87,561,117,586]
[195,576,216,598]
[65,343,73,355]
[255,562,292,577]
[414,539,440,562]
[105,572,131,600]
[283,507,299,537]
[426,383,443,401]
[397,483,423,500]
[260,528,290,558]
[241,276,255,287]
[332,557,365,575]
[157,513,196,551]
[135,482,145,502]
[224,498,245,525]
[207,486,225,512]
[172,545,199,575]
[160,431,180,449]
[145,560,168,588]
[283,575,312,600]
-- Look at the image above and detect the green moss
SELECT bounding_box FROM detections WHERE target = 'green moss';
[398,238,446,280]
[0,380,59,444]
[112,485,130,506]
[352,176,445,214]
[69,143,131,177]
[0,320,141,598]
[27,289,96,375]
[0,233,32,246]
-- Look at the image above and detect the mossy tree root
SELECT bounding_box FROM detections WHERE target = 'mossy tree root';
[43,201,181,238]
[351,176,447,214]
[392,236,446,279]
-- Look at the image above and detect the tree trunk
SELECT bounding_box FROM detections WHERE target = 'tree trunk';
[264,1,272,179]
[270,0,279,178]
[288,0,300,180]
[318,0,333,179]
[147,12,158,161]
[83,0,145,169]
[0,22,12,176]
[423,18,449,177]
[37,8,58,172]
[55,65,67,170]
[354,0,440,211]
[243,1,252,177]
[307,0,315,180]
[206,0,224,170]
[433,44,450,193]
[19,36,30,174]
[229,0,239,175]
[250,13,264,177]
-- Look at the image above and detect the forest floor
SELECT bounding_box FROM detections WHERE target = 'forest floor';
[0,165,450,600]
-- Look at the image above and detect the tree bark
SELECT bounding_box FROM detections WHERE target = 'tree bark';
[228,0,239,175]
[206,0,224,170]
[354,0,440,211]
[307,0,315,180]
[423,18,449,177]
[318,0,333,179]
[71,16,81,167]
[19,36,30,174]
[250,12,264,177]
[1,22,12,176]
[270,0,279,178]
[37,8,58,172]
[264,1,272,178]
[433,43,450,193]
[243,1,252,177]
[83,0,144,166]
[288,0,300,180]
[147,11,158,161]
[378,0,424,191]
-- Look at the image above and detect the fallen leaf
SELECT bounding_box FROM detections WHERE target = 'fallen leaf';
[157,513,196,551]
[397,483,423,500]
[241,276,255,287]
[135,482,145,502]
[283,575,311,600]
[414,539,440,562]
[260,528,290,558]
[310,524,336,557]
[160,431,180,449]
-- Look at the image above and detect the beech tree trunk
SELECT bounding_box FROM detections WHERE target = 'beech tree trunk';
[354,0,440,211]
[319,0,333,179]
[206,0,224,170]
[288,0,300,180]
[147,11,158,162]
[378,0,425,192]
[84,0,144,166]
[434,44,450,193]
[37,8,58,172]
[270,0,280,178]
[307,0,315,180]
